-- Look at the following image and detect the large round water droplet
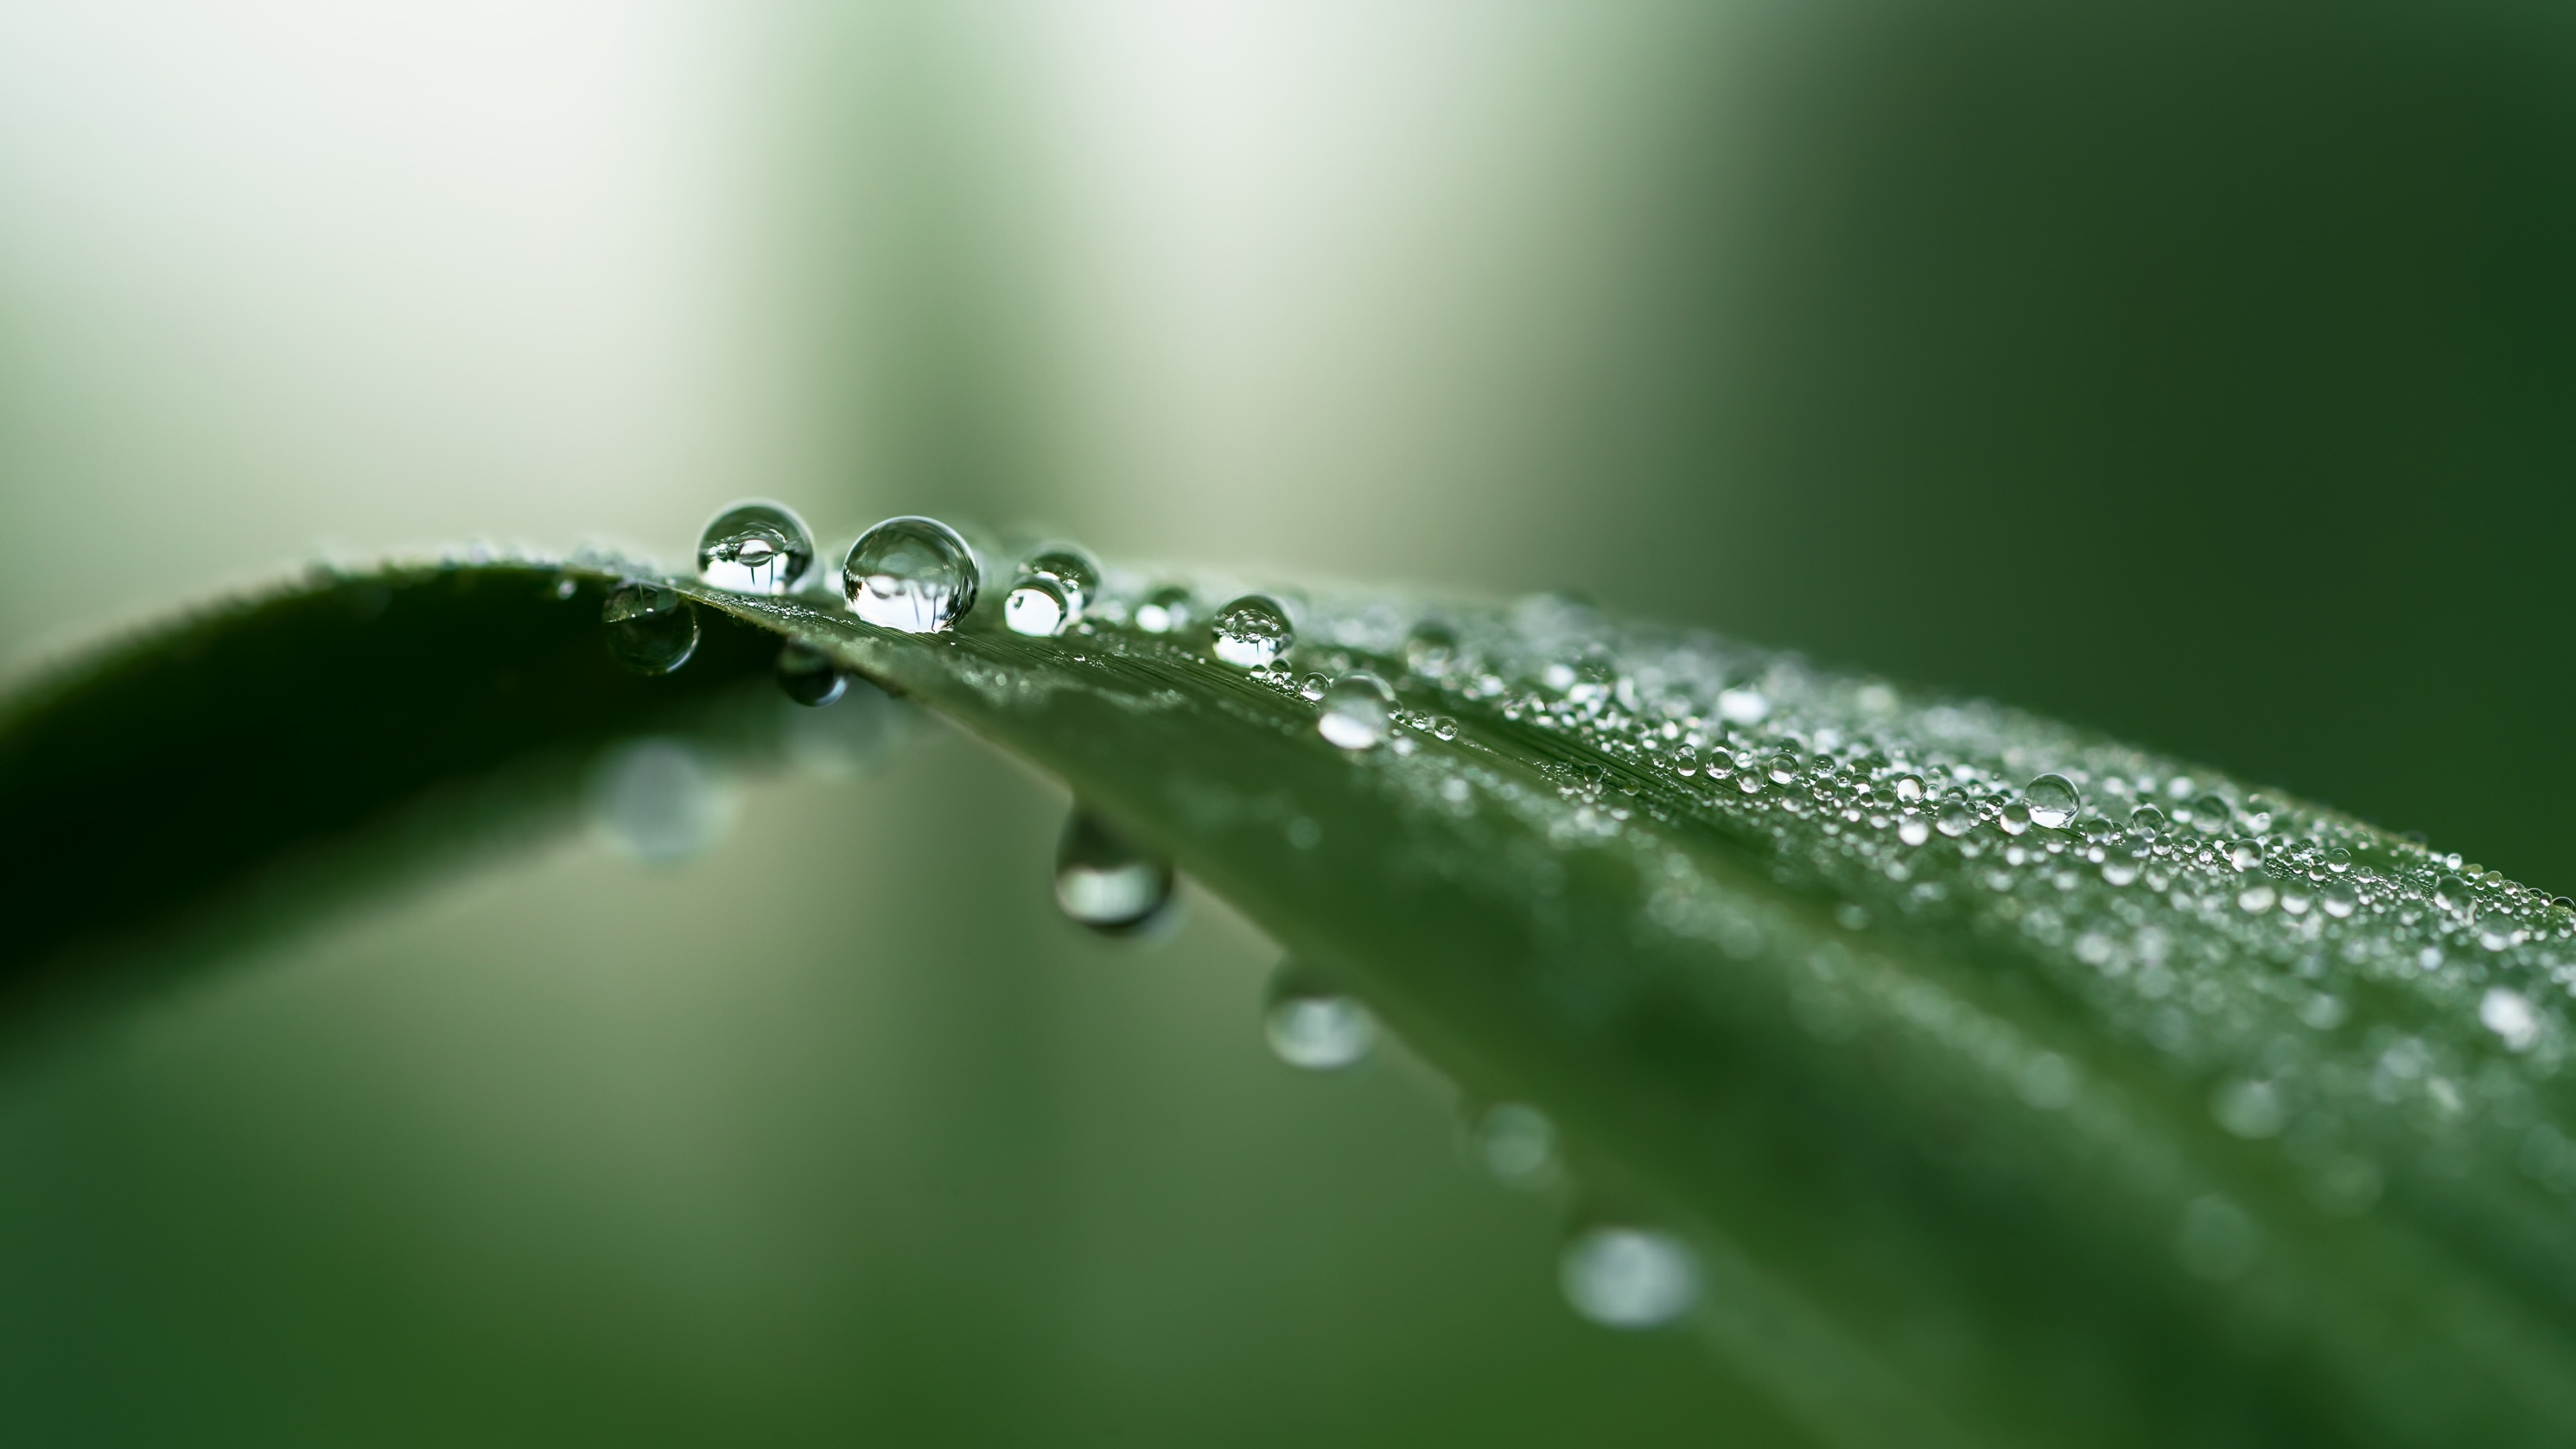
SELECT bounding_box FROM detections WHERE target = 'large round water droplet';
[602,582,697,675]
[2189,794,2234,835]
[775,642,846,707]
[2130,803,2167,833]
[1892,774,1925,804]
[1135,584,1195,635]
[1263,963,1375,1070]
[1319,672,1394,751]
[843,517,978,632]
[1212,594,1294,668]
[1016,545,1100,622]
[588,738,734,864]
[2026,773,2081,829]
[1054,809,1176,936]
[696,499,815,594]
[1004,575,1072,637]
[1560,1227,1699,1330]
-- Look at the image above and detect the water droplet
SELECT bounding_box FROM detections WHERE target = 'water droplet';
[2435,875,2471,913]
[1016,545,1100,622]
[775,642,846,707]
[1937,804,1975,838]
[1898,817,1931,846]
[2174,1196,2261,1282]
[1403,621,1460,674]
[1672,745,1699,777]
[2130,803,2167,832]
[1054,809,1176,935]
[2237,883,2277,913]
[1560,1227,1699,1329]
[1472,1103,1558,1188]
[1997,803,2032,836]
[2483,988,2541,1052]
[2189,794,2234,835]
[552,577,578,601]
[1892,774,1925,804]
[1765,752,1801,785]
[2322,880,2357,918]
[843,516,978,632]
[588,738,733,864]
[1299,673,1329,702]
[2211,1079,2286,1139]
[1716,687,1769,724]
[2026,773,2081,829]
[601,582,697,675]
[1318,673,1394,751]
[2478,912,2523,952]
[1430,715,1460,741]
[1135,585,1195,634]
[1003,575,1071,637]
[696,499,815,594]
[2229,841,2265,872]
[2325,848,2351,874]
[1263,963,1375,1070]
[1212,594,1294,668]
[2102,857,2140,886]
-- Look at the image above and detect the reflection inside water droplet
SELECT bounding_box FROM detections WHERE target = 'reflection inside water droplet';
[1263,962,1375,1070]
[1004,575,1071,637]
[843,516,979,632]
[1053,809,1177,936]
[1560,1226,1699,1329]
[1212,594,1294,668]
[2026,772,2080,829]
[601,582,698,675]
[1319,672,1393,750]
[1937,804,1975,838]
[696,499,815,595]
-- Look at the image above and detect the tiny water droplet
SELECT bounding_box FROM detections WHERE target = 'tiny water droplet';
[1212,594,1294,668]
[843,517,978,632]
[1937,803,1975,838]
[1135,584,1195,634]
[696,499,815,594]
[552,576,578,601]
[1299,673,1329,702]
[1430,715,1460,741]
[1016,545,1100,622]
[775,642,846,707]
[1263,963,1375,1070]
[1054,809,1176,936]
[1319,672,1394,751]
[601,582,698,675]
[1472,1103,1558,1189]
[1560,1227,1699,1329]
[1003,575,1071,636]
[2026,773,2081,829]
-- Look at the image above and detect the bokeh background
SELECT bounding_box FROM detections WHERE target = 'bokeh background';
[1,0,2571,1442]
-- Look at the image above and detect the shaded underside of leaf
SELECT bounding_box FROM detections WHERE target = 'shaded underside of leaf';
[6,554,2575,1448]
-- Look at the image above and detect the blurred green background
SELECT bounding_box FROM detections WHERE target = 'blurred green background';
[0,0,2570,1441]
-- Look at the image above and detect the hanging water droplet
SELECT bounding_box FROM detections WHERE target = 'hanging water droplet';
[1937,803,1975,838]
[1471,1103,1558,1189]
[843,516,979,632]
[1015,544,1100,623]
[775,642,846,707]
[588,738,734,864]
[1212,594,1294,668]
[1319,672,1394,751]
[1054,809,1176,936]
[1135,584,1195,634]
[696,499,815,595]
[601,582,698,675]
[1263,963,1376,1070]
[2026,773,2081,829]
[1560,1226,1699,1330]
[1003,575,1072,637]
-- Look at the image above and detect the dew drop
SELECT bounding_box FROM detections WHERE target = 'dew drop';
[2130,803,2167,833]
[1560,1227,1700,1330]
[1472,1103,1558,1189]
[1212,594,1294,668]
[2189,794,2234,835]
[1016,545,1100,622]
[2325,848,2351,874]
[588,738,733,864]
[601,582,698,675]
[2435,875,2471,913]
[2229,841,2265,872]
[1054,809,1177,936]
[2102,857,2140,886]
[1998,803,2032,836]
[2237,883,2277,914]
[696,499,815,595]
[1892,774,1925,804]
[1299,673,1329,702]
[2478,913,2523,952]
[775,642,846,707]
[1317,672,1394,751]
[1766,752,1801,785]
[843,517,978,632]
[1430,715,1460,742]
[1003,575,1071,637]
[2321,880,2357,918]
[1898,817,1931,847]
[2026,773,2081,829]
[1937,804,1975,838]
[1263,963,1376,1070]
[1404,621,1460,675]
[1135,585,1195,634]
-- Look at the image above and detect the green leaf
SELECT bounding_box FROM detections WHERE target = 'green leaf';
[5,552,2573,1447]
